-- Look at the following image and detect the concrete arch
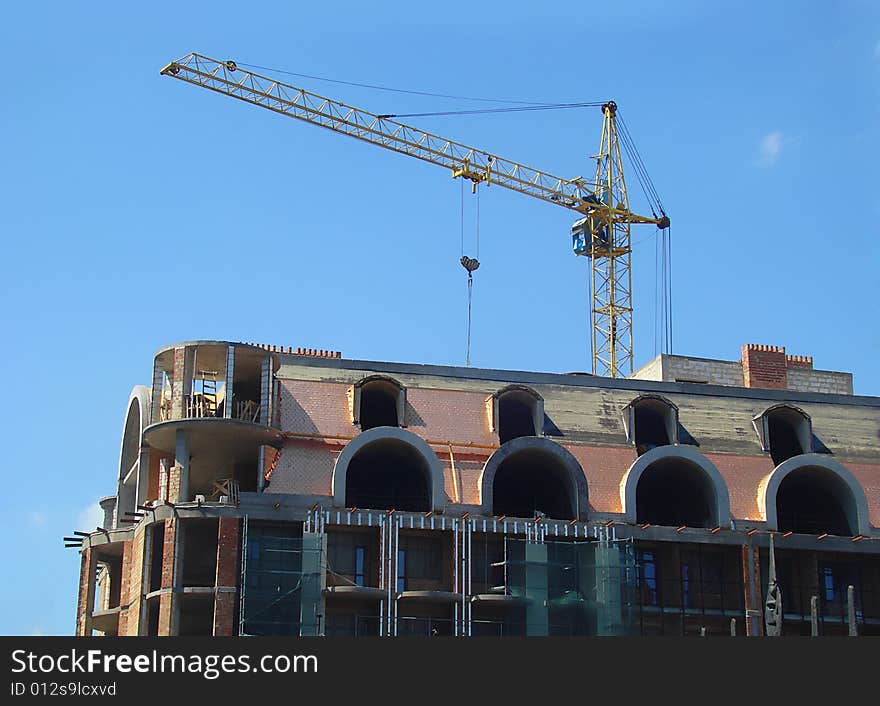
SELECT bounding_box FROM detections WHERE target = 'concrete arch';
[479,437,589,521]
[332,426,446,512]
[352,374,406,428]
[619,445,731,528]
[758,453,871,536]
[115,386,152,528]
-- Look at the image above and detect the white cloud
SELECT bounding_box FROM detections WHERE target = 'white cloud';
[29,511,47,528]
[758,131,784,167]
[76,502,105,532]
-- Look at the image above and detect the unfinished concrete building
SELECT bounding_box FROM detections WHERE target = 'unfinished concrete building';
[74,340,880,637]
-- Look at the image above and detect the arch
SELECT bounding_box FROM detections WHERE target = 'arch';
[625,394,679,455]
[759,454,870,536]
[754,403,812,465]
[116,386,152,529]
[332,427,446,512]
[619,445,731,528]
[479,437,588,521]
[353,375,406,429]
[490,385,544,443]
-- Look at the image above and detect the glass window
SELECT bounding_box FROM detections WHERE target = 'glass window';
[397,549,407,593]
[355,546,366,587]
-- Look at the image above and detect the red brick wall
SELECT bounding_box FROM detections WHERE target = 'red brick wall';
[565,445,639,514]
[158,518,176,636]
[847,462,880,527]
[75,548,94,636]
[705,452,775,521]
[213,517,240,636]
[741,344,787,389]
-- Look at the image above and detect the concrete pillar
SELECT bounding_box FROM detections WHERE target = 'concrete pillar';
[524,543,549,636]
[99,496,116,530]
[299,532,326,636]
[174,429,190,503]
[224,345,235,419]
[810,595,819,636]
[848,585,858,636]
[75,547,97,636]
[171,347,186,420]
[158,519,178,636]
[151,357,164,424]
[741,544,763,636]
[135,446,151,508]
[213,518,240,636]
[259,356,271,425]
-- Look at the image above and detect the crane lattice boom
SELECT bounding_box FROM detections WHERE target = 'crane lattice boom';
[161,52,668,377]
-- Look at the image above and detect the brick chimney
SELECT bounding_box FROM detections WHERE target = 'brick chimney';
[741,344,814,389]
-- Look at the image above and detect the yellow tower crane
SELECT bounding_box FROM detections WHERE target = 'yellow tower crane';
[161,53,670,378]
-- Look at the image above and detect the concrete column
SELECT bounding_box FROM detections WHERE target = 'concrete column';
[213,518,240,636]
[524,543,549,636]
[741,544,763,636]
[171,347,186,420]
[224,345,235,419]
[136,446,151,508]
[75,547,97,636]
[848,585,858,636]
[157,518,178,636]
[300,532,326,636]
[258,446,266,492]
[151,358,164,424]
[259,356,271,425]
[174,429,190,503]
[99,496,116,530]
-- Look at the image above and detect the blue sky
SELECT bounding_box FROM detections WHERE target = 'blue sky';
[1,1,877,634]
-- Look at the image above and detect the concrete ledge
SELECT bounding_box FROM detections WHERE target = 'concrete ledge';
[396,590,460,604]
[470,593,528,606]
[323,585,386,601]
[91,607,121,634]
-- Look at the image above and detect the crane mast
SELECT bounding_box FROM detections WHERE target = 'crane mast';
[161,53,668,377]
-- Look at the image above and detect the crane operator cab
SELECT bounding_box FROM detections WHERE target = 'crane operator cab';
[571,193,610,256]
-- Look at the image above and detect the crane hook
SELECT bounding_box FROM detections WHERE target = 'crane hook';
[460,256,480,276]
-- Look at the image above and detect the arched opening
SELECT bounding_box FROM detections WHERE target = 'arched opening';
[627,395,677,456]
[776,467,855,536]
[499,394,535,443]
[759,405,811,466]
[492,448,576,520]
[344,438,431,512]
[357,378,403,430]
[635,457,717,528]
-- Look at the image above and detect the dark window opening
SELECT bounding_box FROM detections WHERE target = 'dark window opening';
[397,549,407,593]
[635,459,715,528]
[146,599,160,636]
[345,440,430,512]
[776,469,853,536]
[148,523,166,593]
[397,535,444,593]
[181,519,219,588]
[233,460,258,493]
[634,403,672,456]
[327,531,374,588]
[767,411,807,466]
[471,535,506,595]
[498,393,537,444]
[178,595,215,636]
[492,449,575,520]
[637,550,659,607]
[360,382,399,430]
